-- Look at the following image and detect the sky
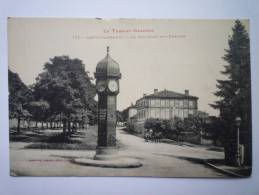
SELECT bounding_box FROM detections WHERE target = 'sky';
[8,18,249,116]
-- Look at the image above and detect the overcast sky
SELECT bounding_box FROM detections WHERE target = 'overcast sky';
[8,18,249,116]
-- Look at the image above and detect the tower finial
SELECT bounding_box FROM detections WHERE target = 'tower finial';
[107,46,110,54]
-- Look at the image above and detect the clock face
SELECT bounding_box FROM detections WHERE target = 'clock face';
[96,81,106,92]
[108,80,118,92]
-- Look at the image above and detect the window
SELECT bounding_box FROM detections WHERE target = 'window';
[161,109,166,119]
[165,109,170,119]
[155,99,160,107]
[175,100,179,107]
[161,100,166,107]
[155,108,160,118]
[151,99,156,107]
[145,109,149,118]
[179,101,183,107]
[174,109,179,117]
[150,109,155,118]
[165,100,170,107]
[184,109,188,118]
[189,101,194,107]
[183,100,188,107]
[179,110,184,118]
[170,100,175,107]
[189,109,194,115]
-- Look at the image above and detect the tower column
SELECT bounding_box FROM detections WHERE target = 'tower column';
[94,46,121,160]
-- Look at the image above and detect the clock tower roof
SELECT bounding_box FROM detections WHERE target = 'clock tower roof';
[95,46,121,79]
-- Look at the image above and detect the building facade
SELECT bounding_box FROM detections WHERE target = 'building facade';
[127,104,137,119]
[136,89,198,121]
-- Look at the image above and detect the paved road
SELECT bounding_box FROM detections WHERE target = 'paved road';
[10,128,226,177]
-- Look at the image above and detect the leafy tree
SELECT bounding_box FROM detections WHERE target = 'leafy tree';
[144,118,154,130]
[184,116,204,134]
[33,56,97,134]
[174,117,185,142]
[211,20,251,166]
[8,69,32,133]
[144,118,164,132]
[204,116,224,146]
[116,111,124,122]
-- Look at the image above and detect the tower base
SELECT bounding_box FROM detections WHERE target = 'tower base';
[94,146,118,160]
[72,146,142,168]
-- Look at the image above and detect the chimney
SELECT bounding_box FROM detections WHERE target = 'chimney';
[185,90,189,95]
[154,89,158,94]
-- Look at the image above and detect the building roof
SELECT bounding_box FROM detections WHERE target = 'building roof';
[142,89,198,100]
[128,104,137,108]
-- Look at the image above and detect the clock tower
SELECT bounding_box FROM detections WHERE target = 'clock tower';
[94,46,121,160]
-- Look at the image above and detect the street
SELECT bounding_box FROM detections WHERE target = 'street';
[10,127,226,177]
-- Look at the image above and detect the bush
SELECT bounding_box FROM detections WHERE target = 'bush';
[144,116,206,143]
[203,116,224,146]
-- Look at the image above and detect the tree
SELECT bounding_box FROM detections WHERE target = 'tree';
[211,20,251,166]
[116,111,124,123]
[8,69,32,133]
[204,116,224,146]
[33,56,97,134]
[174,117,185,142]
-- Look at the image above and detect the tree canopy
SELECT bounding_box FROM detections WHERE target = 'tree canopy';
[9,56,97,134]
[8,69,32,119]
[33,56,97,126]
[9,69,33,132]
[211,20,251,166]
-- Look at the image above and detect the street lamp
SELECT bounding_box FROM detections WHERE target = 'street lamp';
[235,116,242,166]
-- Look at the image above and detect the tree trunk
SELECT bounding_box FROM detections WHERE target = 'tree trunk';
[17,117,21,133]
[72,122,77,133]
[75,122,78,132]
[63,120,67,134]
[27,120,31,130]
[68,121,71,134]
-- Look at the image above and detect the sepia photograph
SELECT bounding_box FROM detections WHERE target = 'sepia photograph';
[8,18,252,177]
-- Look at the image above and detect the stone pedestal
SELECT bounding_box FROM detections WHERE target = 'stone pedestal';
[73,156,142,168]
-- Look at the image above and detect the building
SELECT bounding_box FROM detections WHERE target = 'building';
[136,89,198,121]
[127,103,138,120]
[122,103,137,121]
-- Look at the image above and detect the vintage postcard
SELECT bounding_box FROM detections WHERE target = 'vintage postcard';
[8,18,252,177]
